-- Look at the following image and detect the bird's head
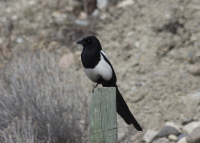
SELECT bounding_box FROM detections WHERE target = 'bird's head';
[76,36,102,51]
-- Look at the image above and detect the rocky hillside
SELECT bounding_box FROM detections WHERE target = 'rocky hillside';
[0,0,200,143]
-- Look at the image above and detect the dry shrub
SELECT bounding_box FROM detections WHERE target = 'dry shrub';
[0,52,89,143]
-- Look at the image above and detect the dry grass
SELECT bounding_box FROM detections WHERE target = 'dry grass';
[0,51,89,143]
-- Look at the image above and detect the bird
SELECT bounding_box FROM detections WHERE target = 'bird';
[77,36,142,131]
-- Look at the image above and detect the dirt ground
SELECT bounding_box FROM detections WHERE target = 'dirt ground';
[1,0,200,142]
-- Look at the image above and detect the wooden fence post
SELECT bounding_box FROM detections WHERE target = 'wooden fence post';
[90,87,117,143]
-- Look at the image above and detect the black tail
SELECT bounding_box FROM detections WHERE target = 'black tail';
[103,83,142,131]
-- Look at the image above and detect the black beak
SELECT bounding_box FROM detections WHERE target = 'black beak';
[76,40,85,45]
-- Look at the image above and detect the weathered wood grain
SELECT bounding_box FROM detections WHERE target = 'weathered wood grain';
[90,87,117,143]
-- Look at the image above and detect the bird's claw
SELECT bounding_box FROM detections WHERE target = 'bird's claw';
[92,83,99,93]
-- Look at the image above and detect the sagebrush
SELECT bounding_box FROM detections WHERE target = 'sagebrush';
[0,52,89,143]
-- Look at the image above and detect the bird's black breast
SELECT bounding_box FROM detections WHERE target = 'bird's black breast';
[81,49,100,69]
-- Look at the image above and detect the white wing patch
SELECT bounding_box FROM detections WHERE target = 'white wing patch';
[84,53,112,82]
[101,50,109,60]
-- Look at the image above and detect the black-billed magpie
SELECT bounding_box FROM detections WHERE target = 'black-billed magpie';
[77,36,142,131]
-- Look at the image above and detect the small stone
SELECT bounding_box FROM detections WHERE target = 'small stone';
[143,130,158,143]
[92,9,99,17]
[134,42,140,48]
[118,132,125,140]
[97,0,108,10]
[16,37,23,43]
[183,122,200,134]
[187,127,200,143]
[177,137,188,143]
[75,20,89,26]
[165,122,181,132]
[187,53,195,63]
[188,65,200,75]
[153,138,169,143]
[165,13,171,19]
[29,0,36,5]
[58,53,75,69]
[181,92,200,107]
[100,13,107,20]
[78,11,87,20]
[131,86,136,91]
[52,11,67,23]
[65,6,73,11]
[67,0,81,11]
[117,0,134,8]
[54,30,65,41]
[168,134,178,141]
[153,70,169,77]
[181,118,196,125]
[12,15,18,20]
[52,11,66,18]
[158,126,180,138]
[135,82,142,87]
[178,134,188,141]
[196,51,200,58]
[127,31,133,36]
[130,93,145,103]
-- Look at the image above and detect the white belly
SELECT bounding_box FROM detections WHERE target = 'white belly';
[84,54,112,82]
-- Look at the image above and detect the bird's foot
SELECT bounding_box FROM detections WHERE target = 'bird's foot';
[92,83,99,93]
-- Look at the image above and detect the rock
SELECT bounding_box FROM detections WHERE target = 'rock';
[100,13,107,20]
[29,0,36,5]
[78,11,87,20]
[118,132,125,140]
[52,11,67,24]
[143,130,158,143]
[181,118,196,125]
[52,11,67,18]
[178,134,188,141]
[152,138,169,143]
[196,51,200,60]
[68,0,81,10]
[183,122,200,134]
[168,134,178,141]
[153,70,169,77]
[58,53,75,69]
[130,133,141,141]
[181,92,200,107]
[129,93,145,103]
[12,15,18,20]
[92,9,99,17]
[97,0,108,10]
[165,122,181,132]
[187,53,195,63]
[75,20,89,26]
[54,30,65,41]
[16,37,23,43]
[187,127,200,143]
[188,65,200,75]
[158,126,180,138]
[74,51,82,64]
[178,137,188,143]
[117,0,134,8]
